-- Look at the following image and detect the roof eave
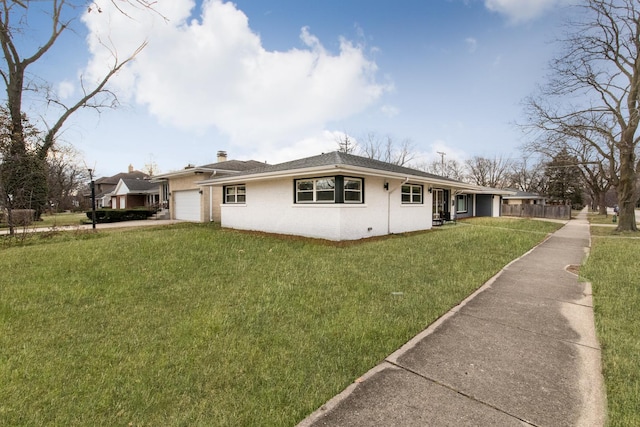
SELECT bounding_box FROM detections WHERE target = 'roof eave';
[197,164,491,192]
[151,167,217,180]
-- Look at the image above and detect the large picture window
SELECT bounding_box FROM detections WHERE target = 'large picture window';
[295,176,364,204]
[401,184,423,204]
[296,178,335,203]
[224,185,246,203]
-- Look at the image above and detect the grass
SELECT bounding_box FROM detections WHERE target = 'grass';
[588,212,618,226]
[0,219,561,426]
[460,216,564,233]
[39,212,89,227]
[581,232,640,426]
[0,212,88,230]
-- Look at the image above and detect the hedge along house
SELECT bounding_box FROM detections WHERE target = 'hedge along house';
[151,151,265,222]
[198,151,511,241]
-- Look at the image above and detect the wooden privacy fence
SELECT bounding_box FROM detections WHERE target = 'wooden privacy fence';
[501,204,571,220]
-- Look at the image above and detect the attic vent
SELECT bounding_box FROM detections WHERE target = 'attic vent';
[185,163,195,169]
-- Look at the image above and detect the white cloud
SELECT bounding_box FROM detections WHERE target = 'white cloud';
[380,105,399,117]
[252,130,338,164]
[465,37,477,53]
[81,0,390,155]
[57,80,75,99]
[484,0,569,24]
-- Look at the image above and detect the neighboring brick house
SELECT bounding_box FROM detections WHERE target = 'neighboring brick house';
[86,165,150,208]
[111,178,160,209]
[151,151,264,222]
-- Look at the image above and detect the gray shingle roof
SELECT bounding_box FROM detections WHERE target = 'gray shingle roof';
[95,171,149,184]
[204,159,267,171]
[218,151,459,182]
[121,178,158,192]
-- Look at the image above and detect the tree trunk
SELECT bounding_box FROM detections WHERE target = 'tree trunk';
[598,192,608,215]
[615,146,638,231]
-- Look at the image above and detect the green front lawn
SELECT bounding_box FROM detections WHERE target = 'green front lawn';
[582,235,640,427]
[0,219,560,426]
[588,210,640,227]
[0,212,88,230]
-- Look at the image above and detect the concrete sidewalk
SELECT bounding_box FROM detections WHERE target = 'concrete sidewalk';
[299,209,606,426]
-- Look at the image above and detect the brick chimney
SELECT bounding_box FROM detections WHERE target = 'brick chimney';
[217,150,228,163]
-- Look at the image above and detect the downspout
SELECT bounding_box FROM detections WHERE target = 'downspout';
[387,177,409,234]
[209,171,217,222]
[452,190,461,221]
[209,186,213,222]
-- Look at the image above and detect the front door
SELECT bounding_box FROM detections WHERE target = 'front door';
[433,189,444,219]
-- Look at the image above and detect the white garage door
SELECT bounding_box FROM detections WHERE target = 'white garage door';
[174,190,201,222]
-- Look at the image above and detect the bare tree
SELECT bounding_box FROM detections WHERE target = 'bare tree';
[417,158,466,180]
[522,119,615,214]
[507,157,548,194]
[335,131,416,166]
[358,132,416,166]
[465,155,512,188]
[335,133,357,154]
[523,0,640,231]
[0,0,147,222]
[46,144,88,212]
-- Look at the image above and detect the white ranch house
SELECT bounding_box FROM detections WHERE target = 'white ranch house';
[198,151,511,241]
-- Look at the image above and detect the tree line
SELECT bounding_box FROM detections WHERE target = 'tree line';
[336,132,586,209]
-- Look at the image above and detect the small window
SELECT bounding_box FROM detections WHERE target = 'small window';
[225,185,246,203]
[343,178,363,203]
[401,184,423,204]
[296,178,335,203]
[456,194,468,213]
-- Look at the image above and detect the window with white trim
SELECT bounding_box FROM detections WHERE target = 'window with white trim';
[224,185,246,203]
[294,176,364,204]
[401,184,423,204]
[296,178,335,203]
[343,178,363,203]
[456,194,468,213]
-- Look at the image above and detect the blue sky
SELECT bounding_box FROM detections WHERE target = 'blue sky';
[14,0,572,176]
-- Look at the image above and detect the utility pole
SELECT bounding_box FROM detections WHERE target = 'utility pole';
[437,151,446,176]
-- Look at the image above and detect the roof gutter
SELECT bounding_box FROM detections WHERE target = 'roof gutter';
[197,164,472,189]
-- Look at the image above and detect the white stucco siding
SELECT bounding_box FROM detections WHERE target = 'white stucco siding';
[387,180,432,234]
[220,178,341,240]
[338,176,388,239]
[219,176,435,241]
